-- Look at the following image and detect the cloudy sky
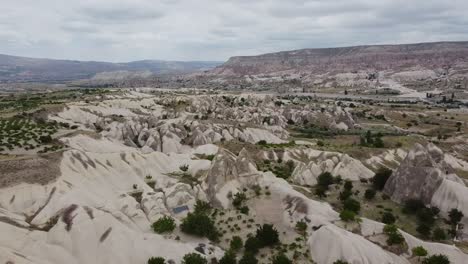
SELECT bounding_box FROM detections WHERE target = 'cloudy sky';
[1,0,468,62]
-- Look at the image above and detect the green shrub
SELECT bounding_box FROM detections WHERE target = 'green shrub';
[364,189,376,200]
[181,213,219,241]
[152,216,176,234]
[148,257,166,264]
[343,198,361,213]
[194,200,212,214]
[412,246,428,258]
[432,227,447,241]
[315,186,327,197]
[219,251,237,264]
[417,208,436,226]
[272,253,292,264]
[417,223,432,238]
[239,251,258,264]
[343,180,353,191]
[182,253,207,264]
[317,172,334,190]
[180,164,189,172]
[381,212,396,224]
[383,224,405,245]
[339,189,353,201]
[295,221,307,235]
[244,236,261,254]
[240,206,249,215]
[230,236,243,252]
[232,192,247,208]
[333,261,349,264]
[39,135,53,144]
[255,224,279,247]
[422,254,450,264]
[339,210,356,222]
[448,209,463,226]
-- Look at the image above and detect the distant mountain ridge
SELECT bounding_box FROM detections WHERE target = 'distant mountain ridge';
[211,41,468,76]
[0,54,222,83]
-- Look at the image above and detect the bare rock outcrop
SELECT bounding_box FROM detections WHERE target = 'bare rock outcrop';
[204,148,260,207]
[383,143,456,204]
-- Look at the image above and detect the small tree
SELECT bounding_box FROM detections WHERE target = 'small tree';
[364,189,376,200]
[239,252,258,264]
[230,236,243,252]
[333,261,349,264]
[182,253,207,264]
[255,224,279,247]
[272,253,292,264]
[219,251,237,264]
[422,254,450,264]
[417,223,432,238]
[317,172,334,190]
[181,213,219,241]
[295,220,308,235]
[340,210,356,222]
[194,200,212,214]
[448,209,464,226]
[148,257,166,264]
[417,208,436,226]
[244,236,261,254]
[384,224,405,246]
[381,212,396,224]
[315,186,327,198]
[152,216,176,234]
[343,180,353,191]
[232,192,247,208]
[373,136,384,148]
[180,164,189,172]
[39,135,53,144]
[339,189,353,201]
[432,227,447,241]
[412,246,428,260]
[343,198,361,213]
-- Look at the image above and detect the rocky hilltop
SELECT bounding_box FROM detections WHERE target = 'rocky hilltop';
[209,41,468,92]
[214,42,468,75]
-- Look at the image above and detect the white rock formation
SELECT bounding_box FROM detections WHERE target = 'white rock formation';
[286,149,374,185]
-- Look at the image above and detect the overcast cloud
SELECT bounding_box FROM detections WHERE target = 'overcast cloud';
[1,0,468,62]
